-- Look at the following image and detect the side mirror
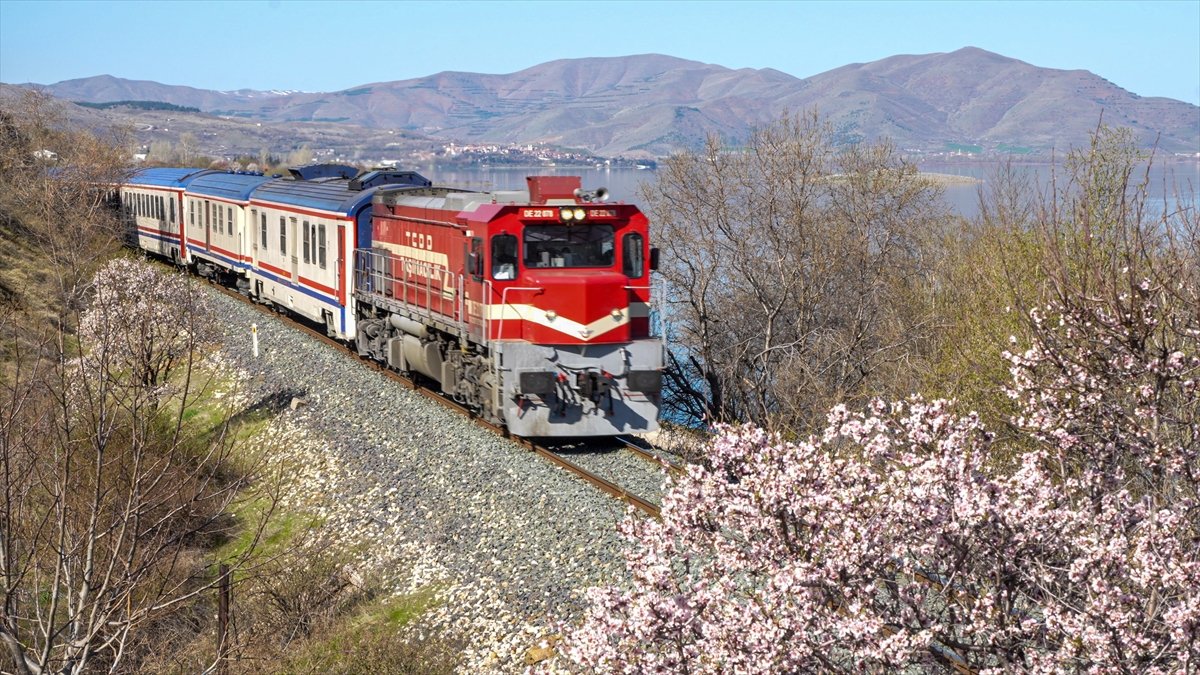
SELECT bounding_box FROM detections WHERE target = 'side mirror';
[649,247,660,272]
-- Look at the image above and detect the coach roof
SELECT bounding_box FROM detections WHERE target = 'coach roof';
[188,172,276,201]
[250,178,379,216]
[251,172,432,217]
[127,167,216,188]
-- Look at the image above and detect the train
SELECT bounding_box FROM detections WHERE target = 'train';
[120,164,663,437]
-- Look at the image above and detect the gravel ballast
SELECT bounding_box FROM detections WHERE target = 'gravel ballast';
[204,288,673,671]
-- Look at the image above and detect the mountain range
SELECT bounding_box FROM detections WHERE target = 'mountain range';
[13,48,1200,158]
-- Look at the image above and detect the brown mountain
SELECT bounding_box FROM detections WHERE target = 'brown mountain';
[18,74,299,113]
[786,47,1198,152]
[17,48,1200,157]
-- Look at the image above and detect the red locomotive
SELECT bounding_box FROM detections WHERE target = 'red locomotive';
[353,176,662,436]
[122,165,663,437]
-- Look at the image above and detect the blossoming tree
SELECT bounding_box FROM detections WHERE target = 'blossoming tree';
[565,129,1198,672]
[2,258,269,675]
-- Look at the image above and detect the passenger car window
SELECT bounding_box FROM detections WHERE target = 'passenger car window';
[318,224,327,269]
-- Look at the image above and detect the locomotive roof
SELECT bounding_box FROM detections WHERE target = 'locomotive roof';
[374,185,531,214]
[188,172,276,201]
[251,175,427,216]
[286,163,358,181]
[126,167,216,188]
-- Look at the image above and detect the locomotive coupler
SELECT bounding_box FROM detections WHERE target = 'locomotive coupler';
[574,370,616,414]
[553,372,571,416]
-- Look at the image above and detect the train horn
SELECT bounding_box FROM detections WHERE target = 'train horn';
[574,187,610,203]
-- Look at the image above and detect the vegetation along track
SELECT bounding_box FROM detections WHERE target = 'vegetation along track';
[196,271,667,519]
[151,260,979,673]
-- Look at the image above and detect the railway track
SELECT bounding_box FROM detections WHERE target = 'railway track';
[204,279,664,520]
[616,434,684,473]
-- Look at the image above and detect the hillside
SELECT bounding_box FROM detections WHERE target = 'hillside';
[0,82,448,167]
[15,48,1200,157]
[17,74,298,112]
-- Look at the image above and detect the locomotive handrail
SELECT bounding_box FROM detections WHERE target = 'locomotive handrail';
[494,285,545,388]
[356,248,467,334]
[496,286,545,340]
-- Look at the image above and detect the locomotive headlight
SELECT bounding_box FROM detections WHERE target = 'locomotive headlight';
[545,310,557,321]
[559,207,575,222]
[572,207,586,221]
[611,309,623,320]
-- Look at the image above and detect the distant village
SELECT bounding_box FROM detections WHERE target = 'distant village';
[128,133,656,172]
[373,141,655,170]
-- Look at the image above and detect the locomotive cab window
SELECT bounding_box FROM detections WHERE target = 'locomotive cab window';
[523,224,613,269]
[622,232,645,279]
[468,237,484,281]
[491,233,517,280]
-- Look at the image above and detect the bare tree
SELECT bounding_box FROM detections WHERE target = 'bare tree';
[0,97,274,674]
[0,91,132,312]
[644,112,947,435]
[1,260,274,675]
[177,133,197,166]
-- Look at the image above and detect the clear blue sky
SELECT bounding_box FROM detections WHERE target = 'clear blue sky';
[2,0,1198,105]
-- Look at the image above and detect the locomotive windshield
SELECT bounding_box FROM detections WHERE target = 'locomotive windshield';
[524,224,614,269]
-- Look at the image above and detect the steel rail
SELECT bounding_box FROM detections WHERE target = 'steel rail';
[512,437,661,519]
[615,434,684,474]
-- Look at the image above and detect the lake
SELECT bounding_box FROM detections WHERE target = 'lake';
[419,161,1199,220]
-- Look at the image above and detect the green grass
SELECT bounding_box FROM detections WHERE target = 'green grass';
[371,587,438,628]
[996,143,1035,155]
[945,142,983,154]
[276,588,458,674]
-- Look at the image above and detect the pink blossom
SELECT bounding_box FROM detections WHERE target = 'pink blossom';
[562,260,1199,671]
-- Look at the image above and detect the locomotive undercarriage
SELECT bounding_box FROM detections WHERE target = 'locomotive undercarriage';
[495,339,662,437]
[353,300,663,436]
[355,308,501,424]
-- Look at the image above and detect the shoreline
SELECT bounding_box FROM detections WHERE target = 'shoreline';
[918,172,984,185]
